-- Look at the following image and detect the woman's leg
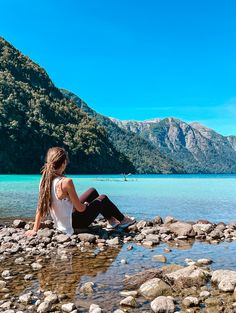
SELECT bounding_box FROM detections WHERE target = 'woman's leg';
[72,194,124,228]
[79,187,99,203]
[97,194,124,221]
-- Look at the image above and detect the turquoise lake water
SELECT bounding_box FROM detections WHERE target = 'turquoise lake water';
[1,174,236,304]
[0,174,236,223]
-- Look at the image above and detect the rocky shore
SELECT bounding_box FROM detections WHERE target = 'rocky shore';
[1,216,236,312]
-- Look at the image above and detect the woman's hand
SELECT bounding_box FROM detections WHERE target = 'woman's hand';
[25,229,37,237]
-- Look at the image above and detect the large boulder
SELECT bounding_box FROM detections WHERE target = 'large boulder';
[211,269,236,291]
[139,278,171,300]
[168,221,196,237]
[193,223,214,235]
[166,265,210,286]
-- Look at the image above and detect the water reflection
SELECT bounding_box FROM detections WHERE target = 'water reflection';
[38,246,121,298]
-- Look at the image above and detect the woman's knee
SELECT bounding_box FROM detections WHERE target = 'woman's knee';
[86,187,99,197]
[88,187,97,193]
[98,194,108,201]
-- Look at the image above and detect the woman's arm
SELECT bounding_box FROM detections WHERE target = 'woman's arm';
[64,178,87,212]
[25,210,41,236]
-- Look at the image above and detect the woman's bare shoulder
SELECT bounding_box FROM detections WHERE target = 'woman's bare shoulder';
[62,177,73,185]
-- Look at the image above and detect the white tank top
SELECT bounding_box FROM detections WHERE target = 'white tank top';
[50,176,74,236]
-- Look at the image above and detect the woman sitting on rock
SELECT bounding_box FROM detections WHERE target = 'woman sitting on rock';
[25,147,135,236]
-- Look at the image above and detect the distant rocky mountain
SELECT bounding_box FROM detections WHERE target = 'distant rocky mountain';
[61,90,183,174]
[110,117,236,173]
[226,136,236,152]
[0,37,134,174]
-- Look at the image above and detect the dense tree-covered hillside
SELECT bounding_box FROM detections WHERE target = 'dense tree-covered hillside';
[0,37,135,174]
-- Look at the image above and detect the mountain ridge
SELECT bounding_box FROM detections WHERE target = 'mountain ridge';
[109,116,236,173]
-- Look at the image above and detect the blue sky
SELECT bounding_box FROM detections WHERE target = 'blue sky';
[1,0,236,135]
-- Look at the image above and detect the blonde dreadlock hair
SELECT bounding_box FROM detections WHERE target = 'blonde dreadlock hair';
[37,147,69,218]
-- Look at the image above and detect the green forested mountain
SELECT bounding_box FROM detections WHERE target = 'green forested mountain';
[0,37,135,174]
[61,90,184,173]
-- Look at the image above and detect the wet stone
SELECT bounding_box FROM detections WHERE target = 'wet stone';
[2,270,11,278]
[31,262,43,270]
[150,296,175,313]
[139,278,171,300]
[0,301,12,310]
[120,259,127,264]
[80,281,95,293]
[15,257,24,264]
[19,292,32,304]
[120,296,136,307]
[61,302,76,312]
[13,220,26,228]
[44,293,58,304]
[37,301,52,313]
[182,296,199,307]
[78,233,96,243]
[106,237,119,245]
[55,234,70,243]
[120,290,138,297]
[24,274,33,280]
[0,280,7,288]
[37,229,54,238]
[142,240,154,247]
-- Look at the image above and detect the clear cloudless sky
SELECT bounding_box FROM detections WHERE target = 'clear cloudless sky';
[1,0,236,135]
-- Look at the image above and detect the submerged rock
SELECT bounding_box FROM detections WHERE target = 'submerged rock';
[153,255,167,263]
[139,278,171,299]
[80,282,95,293]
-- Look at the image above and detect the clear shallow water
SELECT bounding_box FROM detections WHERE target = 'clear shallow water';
[0,174,236,223]
[2,240,236,311]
